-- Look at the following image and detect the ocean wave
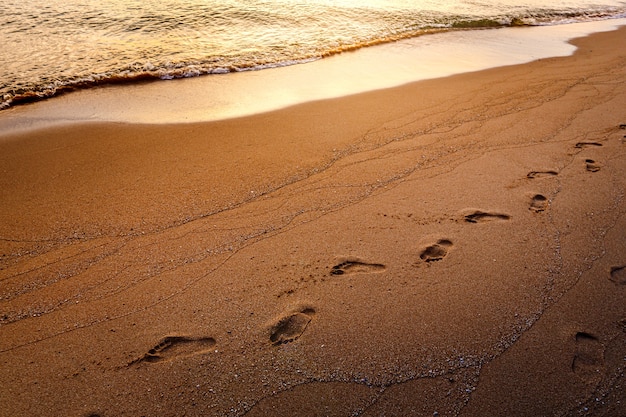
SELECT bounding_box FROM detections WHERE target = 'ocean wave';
[2,4,625,111]
[0,58,323,110]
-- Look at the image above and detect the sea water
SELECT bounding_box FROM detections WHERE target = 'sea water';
[1,0,625,111]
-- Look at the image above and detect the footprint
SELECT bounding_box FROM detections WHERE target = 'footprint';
[131,336,216,365]
[419,239,453,262]
[609,265,626,285]
[529,194,548,212]
[270,307,316,345]
[463,210,511,223]
[527,170,558,179]
[330,260,386,276]
[575,142,603,149]
[585,159,601,172]
[572,332,605,382]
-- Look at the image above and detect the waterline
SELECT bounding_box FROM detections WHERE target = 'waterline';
[1,18,624,134]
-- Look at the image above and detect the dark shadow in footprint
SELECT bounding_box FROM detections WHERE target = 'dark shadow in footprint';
[330,260,386,276]
[527,170,558,179]
[529,194,548,212]
[585,159,601,172]
[575,142,603,149]
[609,265,626,285]
[572,332,605,382]
[131,336,216,365]
[464,210,511,223]
[270,307,316,345]
[420,239,453,262]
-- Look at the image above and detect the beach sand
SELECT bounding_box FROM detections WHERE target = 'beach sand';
[1,26,625,416]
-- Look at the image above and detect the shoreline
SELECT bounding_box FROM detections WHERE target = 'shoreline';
[1,24,625,417]
[1,18,625,135]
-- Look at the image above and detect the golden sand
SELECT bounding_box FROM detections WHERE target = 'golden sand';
[1,26,625,416]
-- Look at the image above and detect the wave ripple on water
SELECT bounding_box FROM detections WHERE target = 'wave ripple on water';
[1,0,625,110]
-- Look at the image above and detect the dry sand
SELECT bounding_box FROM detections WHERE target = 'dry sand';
[1,26,625,417]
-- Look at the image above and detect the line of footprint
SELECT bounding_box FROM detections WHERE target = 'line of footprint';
[525,136,626,385]
[265,140,562,346]
[314,135,624,376]
[568,136,626,286]
[130,132,625,364]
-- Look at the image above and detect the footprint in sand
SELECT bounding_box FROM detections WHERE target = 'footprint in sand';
[527,170,558,179]
[609,265,626,285]
[529,194,548,212]
[419,239,453,262]
[463,210,511,223]
[330,260,386,276]
[585,159,601,172]
[575,141,603,149]
[572,332,605,383]
[131,336,216,365]
[269,307,316,345]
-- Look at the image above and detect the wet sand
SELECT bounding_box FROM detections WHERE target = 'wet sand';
[1,26,625,416]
